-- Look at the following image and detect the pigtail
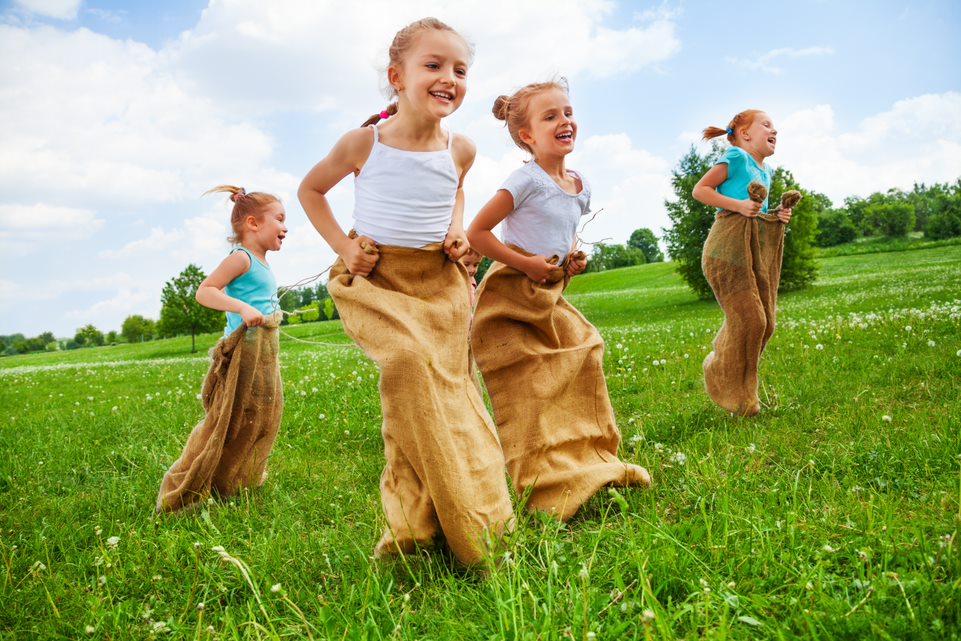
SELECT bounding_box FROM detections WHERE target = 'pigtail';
[360,101,399,128]
[701,126,731,141]
[205,184,247,202]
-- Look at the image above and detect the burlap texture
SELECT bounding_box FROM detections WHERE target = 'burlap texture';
[471,259,651,521]
[156,312,284,513]
[329,245,514,565]
[701,214,785,416]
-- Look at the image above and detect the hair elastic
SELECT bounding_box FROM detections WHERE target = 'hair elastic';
[231,188,246,203]
[379,110,391,120]
[726,127,734,136]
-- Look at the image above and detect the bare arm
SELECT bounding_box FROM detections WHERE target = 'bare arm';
[298,128,380,276]
[195,251,264,327]
[445,134,475,261]
[467,190,558,284]
[692,164,761,217]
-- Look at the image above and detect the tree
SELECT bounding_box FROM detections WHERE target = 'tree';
[663,145,820,298]
[157,264,222,353]
[586,243,646,272]
[627,227,664,263]
[662,144,724,299]
[121,315,155,343]
[769,167,820,291]
[816,209,858,247]
[863,200,915,238]
[323,297,338,321]
[75,324,105,347]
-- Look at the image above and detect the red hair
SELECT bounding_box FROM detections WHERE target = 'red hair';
[702,109,765,144]
[204,185,280,245]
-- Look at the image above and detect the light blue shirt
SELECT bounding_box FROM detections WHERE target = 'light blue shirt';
[223,246,278,337]
[716,146,773,213]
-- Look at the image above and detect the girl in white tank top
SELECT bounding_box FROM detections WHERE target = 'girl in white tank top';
[298,18,514,566]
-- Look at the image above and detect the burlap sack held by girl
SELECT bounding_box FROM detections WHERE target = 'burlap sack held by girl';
[701,186,800,416]
[156,312,284,513]
[329,245,514,563]
[472,257,651,520]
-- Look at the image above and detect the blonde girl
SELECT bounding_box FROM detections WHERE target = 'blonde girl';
[157,186,287,513]
[693,110,794,416]
[467,80,651,522]
[298,18,513,565]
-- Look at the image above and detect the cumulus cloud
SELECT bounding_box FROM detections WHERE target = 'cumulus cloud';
[726,45,834,75]
[13,0,80,20]
[776,92,961,203]
[0,202,103,255]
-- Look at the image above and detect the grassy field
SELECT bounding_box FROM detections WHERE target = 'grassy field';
[2,243,959,640]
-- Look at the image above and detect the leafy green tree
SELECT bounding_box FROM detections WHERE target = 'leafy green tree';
[769,168,820,291]
[300,287,316,307]
[76,324,105,347]
[627,227,664,263]
[864,201,915,237]
[157,264,222,353]
[586,243,646,272]
[816,209,858,246]
[323,297,338,321]
[121,315,155,343]
[922,179,961,239]
[663,144,725,299]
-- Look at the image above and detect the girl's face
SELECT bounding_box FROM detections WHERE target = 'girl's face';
[740,112,777,159]
[391,29,469,120]
[518,88,576,160]
[246,201,287,252]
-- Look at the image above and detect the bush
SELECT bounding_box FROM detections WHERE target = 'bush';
[925,211,961,240]
[816,209,858,247]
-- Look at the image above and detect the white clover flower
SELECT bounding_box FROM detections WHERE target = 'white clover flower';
[403,593,411,602]
[94,525,102,536]
[882,415,892,423]
[746,443,757,454]
[579,564,590,580]
[927,340,936,347]
[815,344,824,350]
[905,325,912,331]
[271,583,282,593]
[671,452,687,466]
[106,536,120,548]
[111,406,118,411]
[642,609,656,623]
[822,544,836,554]
[85,625,95,634]
[652,360,660,367]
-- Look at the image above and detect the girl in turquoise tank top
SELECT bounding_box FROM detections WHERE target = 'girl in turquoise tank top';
[692,110,795,417]
[156,185,287,513]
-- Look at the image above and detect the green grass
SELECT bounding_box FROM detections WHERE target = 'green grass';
[2,246,959,639]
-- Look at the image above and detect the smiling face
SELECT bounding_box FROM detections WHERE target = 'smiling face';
[518,87,576,160]
[390,29,470,120]
[739,112,778,160]
[246,201,287,253]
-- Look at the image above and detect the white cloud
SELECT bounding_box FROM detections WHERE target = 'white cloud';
[776,92,961,203]
[726,45,834,75]
[13,0,80,20]
[0,202,103,255]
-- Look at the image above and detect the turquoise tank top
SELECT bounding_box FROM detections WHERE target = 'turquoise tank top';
[716,146,773,213]
[223,247,278,337]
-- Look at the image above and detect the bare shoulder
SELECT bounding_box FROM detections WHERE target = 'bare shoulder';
[451,132,476,173]
[336,126,376,159]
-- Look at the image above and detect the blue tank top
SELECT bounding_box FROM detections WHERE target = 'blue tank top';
[223,246,278,336]
[716,146,773,212]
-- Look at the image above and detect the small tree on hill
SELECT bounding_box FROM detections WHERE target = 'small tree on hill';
[628,227,664,263]
[121,314,155,343]
[157,264,222,353]
[75,324,105,347]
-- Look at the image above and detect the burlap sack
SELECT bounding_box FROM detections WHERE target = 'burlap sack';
[701,214,784,416]
[156,312,284,513]
[471,258,651,522]
[329,244,514,565]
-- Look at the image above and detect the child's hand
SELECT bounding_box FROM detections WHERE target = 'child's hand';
[341,235,379,277]
[241,304,266,328]
[735,199,762,218]
[444,228,469,261]
[524,255,561,284]
[566,252,588,277]
[777,207,793,224]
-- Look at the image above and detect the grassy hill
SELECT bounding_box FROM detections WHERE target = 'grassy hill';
[1,244,959,639]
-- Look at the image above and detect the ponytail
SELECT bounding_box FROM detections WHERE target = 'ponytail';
[702,109,764,143]
[360,101,398,128]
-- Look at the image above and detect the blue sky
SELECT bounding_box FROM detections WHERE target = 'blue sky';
[1,0,959,338]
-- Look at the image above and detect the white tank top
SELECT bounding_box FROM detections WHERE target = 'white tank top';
[352,125,458,247]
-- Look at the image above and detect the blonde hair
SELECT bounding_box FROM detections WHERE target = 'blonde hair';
[492,78,569,154]
[702,109,765,144]
[361,17,473,127]
[204,185,280,245]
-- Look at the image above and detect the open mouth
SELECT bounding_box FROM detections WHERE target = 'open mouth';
[556,131,573,142]
[430,91,454,102]
[767,136,776,146]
